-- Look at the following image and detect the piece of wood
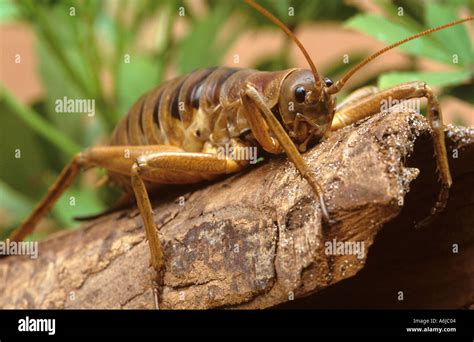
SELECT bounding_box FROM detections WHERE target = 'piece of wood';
[0,109,472,309]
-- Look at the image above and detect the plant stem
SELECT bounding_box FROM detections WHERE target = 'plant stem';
[24,2,116,130]
[155,2,177,83]
[1,86,81,156]
[112,0,128,112]
[31,6,93,99]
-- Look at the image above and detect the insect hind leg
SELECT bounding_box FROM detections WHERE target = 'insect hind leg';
[129,149,245,308]
[9,154,85,242]
[331,81,452,227]
[335,85,379,112]
[130,162,164,309]
[416,84,452,227]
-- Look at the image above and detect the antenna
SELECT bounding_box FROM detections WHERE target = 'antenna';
[245,0,322,91]
[327,16,474,94]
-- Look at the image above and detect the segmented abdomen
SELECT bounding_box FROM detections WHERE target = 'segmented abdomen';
[110,67,239,151]
[109,66,295,153]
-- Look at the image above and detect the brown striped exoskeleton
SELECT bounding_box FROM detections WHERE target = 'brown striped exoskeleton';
[8,0,473,308]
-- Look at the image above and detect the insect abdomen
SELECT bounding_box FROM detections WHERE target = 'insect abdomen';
[110,67,241,149]
[109,67,295,153]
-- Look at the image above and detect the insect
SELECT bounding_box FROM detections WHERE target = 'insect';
[7,0,472,308]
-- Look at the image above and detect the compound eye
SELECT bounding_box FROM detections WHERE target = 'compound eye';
[324,77,334,87]
[294,86,306,103]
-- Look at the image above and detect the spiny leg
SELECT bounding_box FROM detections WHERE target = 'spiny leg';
[8,144,160,242]
[8,146,172,308]
[86,146,244,308]
[335,85,379,112]
[9,154,84,242]
[331,81,452,225]
[417,85,451,227]
[130,163,164,309]
[131,150,244,308]
[239,88,282,154]
[10,143,244,308]
[331,82,422,131]
[331,86,380,132]
[242,84,332,224]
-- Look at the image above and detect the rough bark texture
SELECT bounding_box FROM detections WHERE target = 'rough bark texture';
[0,110,473,309]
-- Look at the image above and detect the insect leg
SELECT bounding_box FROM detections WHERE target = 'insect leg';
[242,84,332,224]
[239,92,283,154]
[130,149,245,308]
[335,85,379,112]
[332,81,452,225]
[9,154,84,242]
[8,145,182,242]
[84,145,246,307]
[130,162,164,309]
[332,81,422,129]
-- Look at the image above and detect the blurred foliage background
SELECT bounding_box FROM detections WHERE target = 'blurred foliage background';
[0,0,472,240]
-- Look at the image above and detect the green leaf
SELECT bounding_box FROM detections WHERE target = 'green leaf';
[53,185,106,228]
[378,70,472,89]
[442,0,473,8]
[444,83,474,105]
[254,54,290,72]
[0,0,20,23]
[0,100,53,199]
[293,0,357,22]
[0,180,33,223]
[425,2,473,66]
[33,3,96,98]
[374,0,425,33]
[96,9,118,47]
[1,86,81,156]
[346,14,452,65]
[273,0,290,20]
[37,41,93,148]
[389,0,425,25]
[242,0,357,26]
[116,55,161,117]
[177,4,239,74]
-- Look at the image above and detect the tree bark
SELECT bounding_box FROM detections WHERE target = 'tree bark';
[1,109,473,309]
